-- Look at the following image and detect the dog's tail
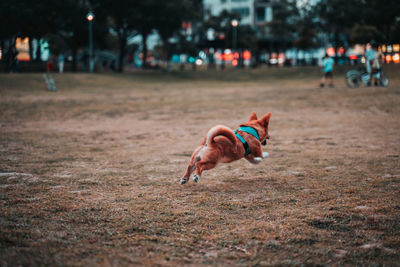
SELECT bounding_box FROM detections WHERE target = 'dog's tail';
[204,125,237,146]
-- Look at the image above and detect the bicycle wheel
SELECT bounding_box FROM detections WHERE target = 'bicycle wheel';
[346,73,361,88]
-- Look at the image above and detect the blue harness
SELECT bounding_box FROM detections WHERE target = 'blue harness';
[234,126,260,156]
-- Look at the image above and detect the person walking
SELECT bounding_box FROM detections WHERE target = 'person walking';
[58,53,65,73]
[320,53,334,88]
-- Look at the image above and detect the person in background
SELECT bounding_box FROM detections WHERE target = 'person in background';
[365,41,381,86]
[6,45,19,73]
[320,53,334,88]
[46,56,54,73]
[58,53,65,73]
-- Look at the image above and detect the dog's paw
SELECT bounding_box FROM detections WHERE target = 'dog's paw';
[179,178,188,185]
[253,157,262,163]
[193,174,200,183]
[262,152,269,158]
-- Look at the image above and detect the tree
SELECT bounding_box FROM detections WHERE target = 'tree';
[390,20,400,43]
[363,0,400,43]
[0,0,58,62]
[267,0,299,51]
[350,24,379,45]
[201,10,257,50]
[293,8,318,52]
[133,0,157,69]
[51,1,92,71]
[155,0,201,66]
[293,27,318,51]
[22,0,61,61]
[316,0,363,53]
[0,0,21,62]
[99,0,139,72]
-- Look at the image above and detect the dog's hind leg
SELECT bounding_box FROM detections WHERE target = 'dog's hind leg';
[193,161,217,183]
[180,146,202,184]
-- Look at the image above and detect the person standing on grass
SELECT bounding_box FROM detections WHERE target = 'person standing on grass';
[320,53,334,88]
[58,53,65,73]
[365,41,381,86]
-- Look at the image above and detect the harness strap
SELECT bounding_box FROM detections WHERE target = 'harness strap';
[235,126,260,156]
[237,126,260,141]
[235,131,250,156]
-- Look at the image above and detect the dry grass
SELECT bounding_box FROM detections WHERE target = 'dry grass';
[1,66,400,266]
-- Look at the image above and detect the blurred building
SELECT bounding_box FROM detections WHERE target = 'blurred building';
[202,0,327,66]
[203,0,296,46]
[203,0,322,40]
[203,0,274,27]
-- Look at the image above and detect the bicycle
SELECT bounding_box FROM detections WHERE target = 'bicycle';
[345,67,389,88]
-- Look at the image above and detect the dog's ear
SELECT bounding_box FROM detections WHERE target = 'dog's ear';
[260,112,271,126]
[248,112,258,121]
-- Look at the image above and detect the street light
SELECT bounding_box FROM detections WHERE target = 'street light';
[231,19,238,50]
[86,11,95,73]
[231,19,238,27]
[231,19,238,66]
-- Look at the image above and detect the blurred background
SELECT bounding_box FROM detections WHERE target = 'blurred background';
[1,0,399,73]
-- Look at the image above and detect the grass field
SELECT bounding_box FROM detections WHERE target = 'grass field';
[1,66,400,266]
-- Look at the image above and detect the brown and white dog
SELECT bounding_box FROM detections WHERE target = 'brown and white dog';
[180,112,271,184]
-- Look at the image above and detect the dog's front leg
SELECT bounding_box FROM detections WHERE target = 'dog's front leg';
[180,146,202,184]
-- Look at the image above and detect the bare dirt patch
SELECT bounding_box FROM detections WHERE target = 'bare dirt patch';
[1,67,399,265]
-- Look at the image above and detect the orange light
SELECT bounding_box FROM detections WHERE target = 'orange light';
[326,47,335,57]
[242,50,251,60]
[385,54,392,63]
[16,37,30,61]
[224,53,233,61]
[393,53,400,64]
[338,47,345,55]
[232,59,238,66]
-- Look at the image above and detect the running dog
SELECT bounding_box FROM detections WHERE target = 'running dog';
[180,112,271,184]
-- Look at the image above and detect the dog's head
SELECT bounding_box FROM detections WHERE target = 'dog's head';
[241,112,271,146]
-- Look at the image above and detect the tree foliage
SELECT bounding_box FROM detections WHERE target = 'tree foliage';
[1,0,400,71]
[201,10,257,50]
[351,24,379,45]
[316,0,400,46]
[268,0,299,43]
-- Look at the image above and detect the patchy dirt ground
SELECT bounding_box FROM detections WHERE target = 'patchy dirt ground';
[1,67,399,266]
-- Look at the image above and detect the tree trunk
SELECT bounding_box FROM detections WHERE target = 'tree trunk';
[161,36,171,70]
[334,28,340,64]
[35,37,42,62]
[118,30,127,73]
[28,37,33,61]
[141,31,148,69]
[71,48,78,72]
